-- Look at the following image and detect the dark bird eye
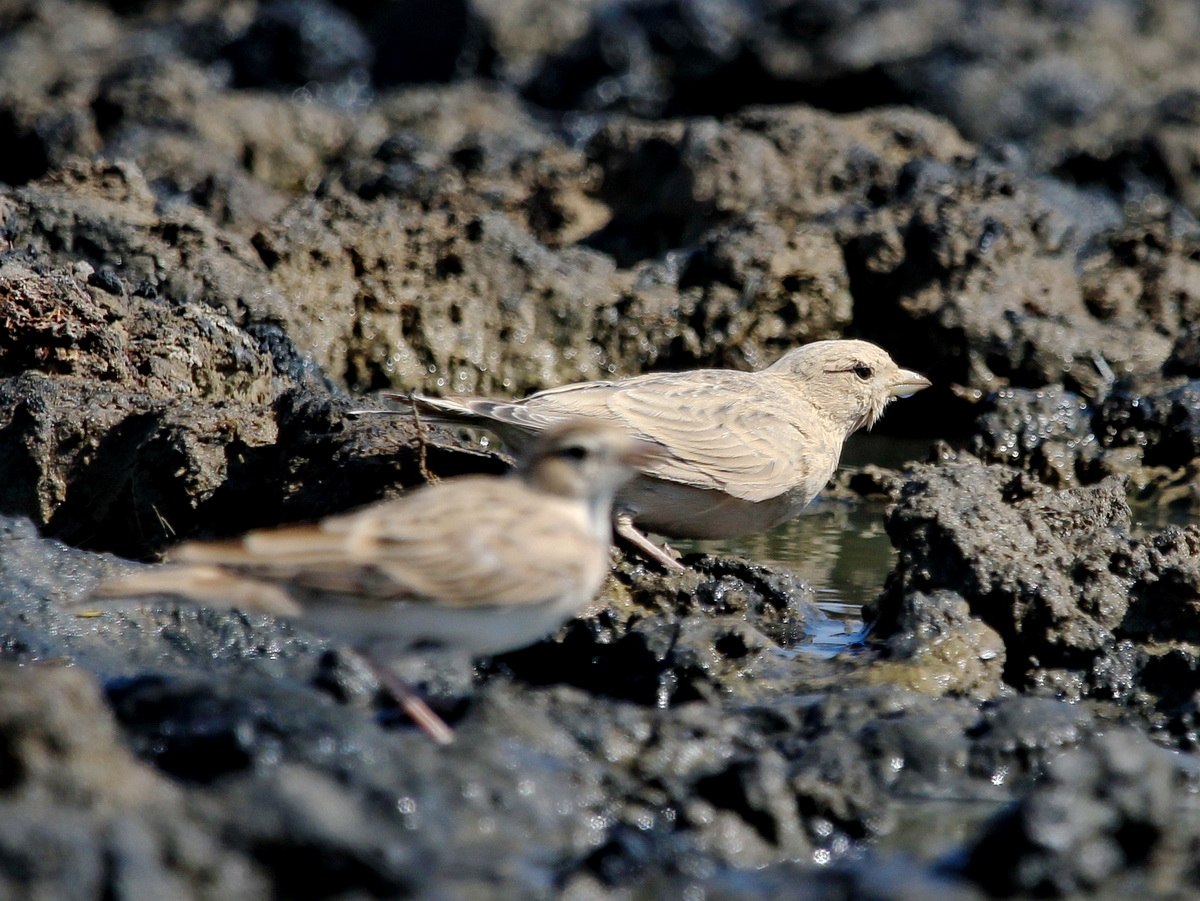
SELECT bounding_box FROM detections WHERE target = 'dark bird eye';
[853,363,874,380]
[558,444,589,461]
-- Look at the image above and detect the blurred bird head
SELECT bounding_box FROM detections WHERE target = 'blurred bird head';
[519,419,665,501]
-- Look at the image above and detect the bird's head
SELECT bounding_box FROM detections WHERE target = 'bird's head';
[767,339,930,433]
[520,419,663,502]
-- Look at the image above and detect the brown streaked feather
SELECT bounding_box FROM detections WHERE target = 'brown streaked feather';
[421,371,832,503]
[93,565,302,617]
[140,477,602,611]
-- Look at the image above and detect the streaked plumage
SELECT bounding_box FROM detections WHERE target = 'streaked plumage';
[83,420,657,743]
[395,340,930,567]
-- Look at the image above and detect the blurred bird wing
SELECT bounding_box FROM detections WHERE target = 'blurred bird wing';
[91,479,600,616]
[529,372,820,503]
[349,478,601,609]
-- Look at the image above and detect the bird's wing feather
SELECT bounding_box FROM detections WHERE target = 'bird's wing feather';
[420,372,835,503]
[161,478,597,611]
[354,478,599,608]
[529,373,829,503]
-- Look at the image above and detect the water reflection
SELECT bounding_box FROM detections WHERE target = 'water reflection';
[675,499,896,656]
[1131,503,1200,536]
[678,500,895,608]
[670,432,930,655]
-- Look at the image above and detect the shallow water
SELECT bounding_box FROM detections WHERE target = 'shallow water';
[675,433,929,654]
[676,432,1200,657]
[678,498,891,655]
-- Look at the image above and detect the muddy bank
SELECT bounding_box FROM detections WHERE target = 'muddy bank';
[3,1,1200,898]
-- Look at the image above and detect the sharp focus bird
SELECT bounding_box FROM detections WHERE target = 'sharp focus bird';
[388,340,930,569]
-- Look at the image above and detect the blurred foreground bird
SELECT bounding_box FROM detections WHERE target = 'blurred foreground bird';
[370,340,930,569]
[84,420,658,744]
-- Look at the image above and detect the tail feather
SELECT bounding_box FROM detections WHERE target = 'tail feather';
[87,565,302,617]
[390,393,492,427]
[403,393,567,440]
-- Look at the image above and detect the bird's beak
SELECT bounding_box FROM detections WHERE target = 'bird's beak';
[889,369,932,398]
[622,439,669,468]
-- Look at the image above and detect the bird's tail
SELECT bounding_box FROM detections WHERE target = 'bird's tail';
[396,393,491,426]
[350,393,550,455]
[345,392,490,427]
[83,564,301,617]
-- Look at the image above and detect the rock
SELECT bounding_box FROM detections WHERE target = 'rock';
[3,2,1200,896]
[960,729,1199,897]
[872,459,1200,713]
[969,386,1097,487]
[873,463,1136,694]
[225,0,373,90]
[0,663,265,899]
[864,589,1006,699]
[1099,379,1200,469]
[511,0,1200,219]
[843,158,1178,414]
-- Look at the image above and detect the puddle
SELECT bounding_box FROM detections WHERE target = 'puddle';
[672,432,1200,657]
[676,497,896,656]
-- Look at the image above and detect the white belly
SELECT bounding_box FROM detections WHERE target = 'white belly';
[299,589,592,660]
[617,477,807,540]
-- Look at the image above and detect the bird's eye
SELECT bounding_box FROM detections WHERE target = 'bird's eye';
[558,444,589,461]
[853,363,874,380]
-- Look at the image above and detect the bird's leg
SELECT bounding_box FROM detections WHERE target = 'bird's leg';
[615,512,686,571]
[364,655,456,746]
[407,392,440,485]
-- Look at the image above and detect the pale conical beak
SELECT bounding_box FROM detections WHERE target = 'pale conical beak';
[889,369,932,398]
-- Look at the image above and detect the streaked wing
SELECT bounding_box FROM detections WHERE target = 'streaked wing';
[361,478,599,608]
[170,478,598,611]
[534,372,825,503]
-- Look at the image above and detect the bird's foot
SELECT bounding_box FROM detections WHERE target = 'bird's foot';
[366,656,456,746]
[616,514,686,571]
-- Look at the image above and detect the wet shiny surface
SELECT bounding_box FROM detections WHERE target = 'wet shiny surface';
[676,433,929,654]
[678,499,892,655]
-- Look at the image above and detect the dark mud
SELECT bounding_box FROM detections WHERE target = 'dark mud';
[3,1,1200,898]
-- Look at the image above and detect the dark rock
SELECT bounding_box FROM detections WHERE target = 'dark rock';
[964,380,1200,509]
[1118,526,1200,643]
[966,696,1095,789]
[365,0,491,86]
[969,386,1097,486]
[865,589,1006,699]
[494,553,820,707]
[226,0,373,90]
[1098,379,1200,469]
[0,508,1075,897]
[842,157,1178,416]
[960,729,1199,897]
[4,3,1200,897]
[1164,324,1200,378]
[0,663,265,899]
[509,0,1200,219]
[873,463,1136,694]
[873,459,1200,712]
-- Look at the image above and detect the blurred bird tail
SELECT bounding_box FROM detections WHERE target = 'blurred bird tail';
[85,565,301,617]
